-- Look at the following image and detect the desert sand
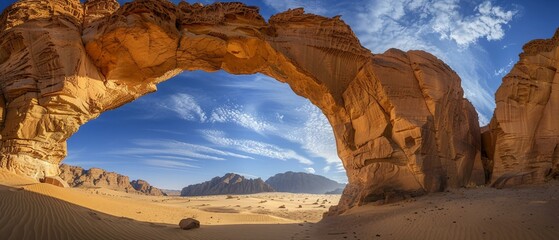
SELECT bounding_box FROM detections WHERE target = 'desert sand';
[1,169,558,240]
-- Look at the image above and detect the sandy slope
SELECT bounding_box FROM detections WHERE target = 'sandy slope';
[0,170,337,239]
[1,169,558,240]
[315,183,559,240]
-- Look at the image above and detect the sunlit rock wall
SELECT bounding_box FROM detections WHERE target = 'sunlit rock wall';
[0,0,484,213]
[483,29,559,188]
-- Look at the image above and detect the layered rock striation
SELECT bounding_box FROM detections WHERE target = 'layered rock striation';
[181,173,274,196]
[482,29,559,187]
[265,171,346,194]
[59,164,165,196]
[0,0,485,213]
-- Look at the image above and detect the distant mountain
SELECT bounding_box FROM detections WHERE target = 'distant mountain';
[181,173,274,196]
[160,189,182,196]
[59,164,166,196]
[265,171,346,194]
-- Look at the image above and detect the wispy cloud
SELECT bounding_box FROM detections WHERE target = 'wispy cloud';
[213,74,342,166]
[109,148,226,161]
[133,139,252,159]
[304,167,316,174]
[215,74,304,109]
[143,159,200,169]
[201,130,314,165]
[147,73,341,167]
[263,0,327,14]
[159,93,207,122]
[434,1,516,46]
[210,104,276,133]
[323,165,331,173]
[108,139,253,162]
[357,0,517,48]
[502,43,516,49]
[281,103,340,165]
[494,59,515,77]
[352,0,518,124]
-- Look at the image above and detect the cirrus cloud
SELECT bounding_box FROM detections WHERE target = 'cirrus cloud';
[201,130,314,165]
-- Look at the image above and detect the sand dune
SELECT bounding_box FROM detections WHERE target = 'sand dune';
[0,170,336,239]
[1,169,558,240]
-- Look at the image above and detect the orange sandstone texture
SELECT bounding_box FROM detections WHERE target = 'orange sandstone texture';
[483,29,559,187]
[58,164,166,196]
[0,0,484,213]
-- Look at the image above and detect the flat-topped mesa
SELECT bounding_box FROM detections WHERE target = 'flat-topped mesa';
[0,0,484,214]
[483,29,559,187]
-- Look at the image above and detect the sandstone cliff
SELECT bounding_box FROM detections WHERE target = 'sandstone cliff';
[482,29,559,187]
[181,173,274,196]
[59,164,165,196]
[265,171,346,194]
[0,0,485,213]
[131,179,165,196]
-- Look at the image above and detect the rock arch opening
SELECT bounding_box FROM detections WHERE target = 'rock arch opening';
[0,0,485,213]
[65,70,347,189]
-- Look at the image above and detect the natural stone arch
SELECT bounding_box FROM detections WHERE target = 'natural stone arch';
[0,0,485,213]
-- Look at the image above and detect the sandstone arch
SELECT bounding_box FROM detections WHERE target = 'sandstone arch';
[0,0,485,213]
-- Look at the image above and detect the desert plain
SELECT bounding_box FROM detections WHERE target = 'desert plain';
[1,169,558,240]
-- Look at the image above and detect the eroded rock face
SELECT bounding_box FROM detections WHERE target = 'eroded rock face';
[0,0,483,213]
[131,179,165,196]
[59,164,136,193]
[59,164,165,195]
[482,30,559,187]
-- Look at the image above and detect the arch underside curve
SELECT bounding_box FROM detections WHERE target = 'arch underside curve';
[0,0,486,214]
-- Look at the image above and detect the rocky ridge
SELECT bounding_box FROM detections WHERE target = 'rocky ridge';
[131,179,165,196]
[181,173,274,196]
[265,171,346,194]
[59,164,165,196]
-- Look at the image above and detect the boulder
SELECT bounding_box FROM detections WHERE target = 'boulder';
[179,218,200,230]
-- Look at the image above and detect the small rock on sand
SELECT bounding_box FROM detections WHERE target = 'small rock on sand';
[179,218,200,230]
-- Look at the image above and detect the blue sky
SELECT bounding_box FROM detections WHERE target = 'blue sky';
[2,0,559,189]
